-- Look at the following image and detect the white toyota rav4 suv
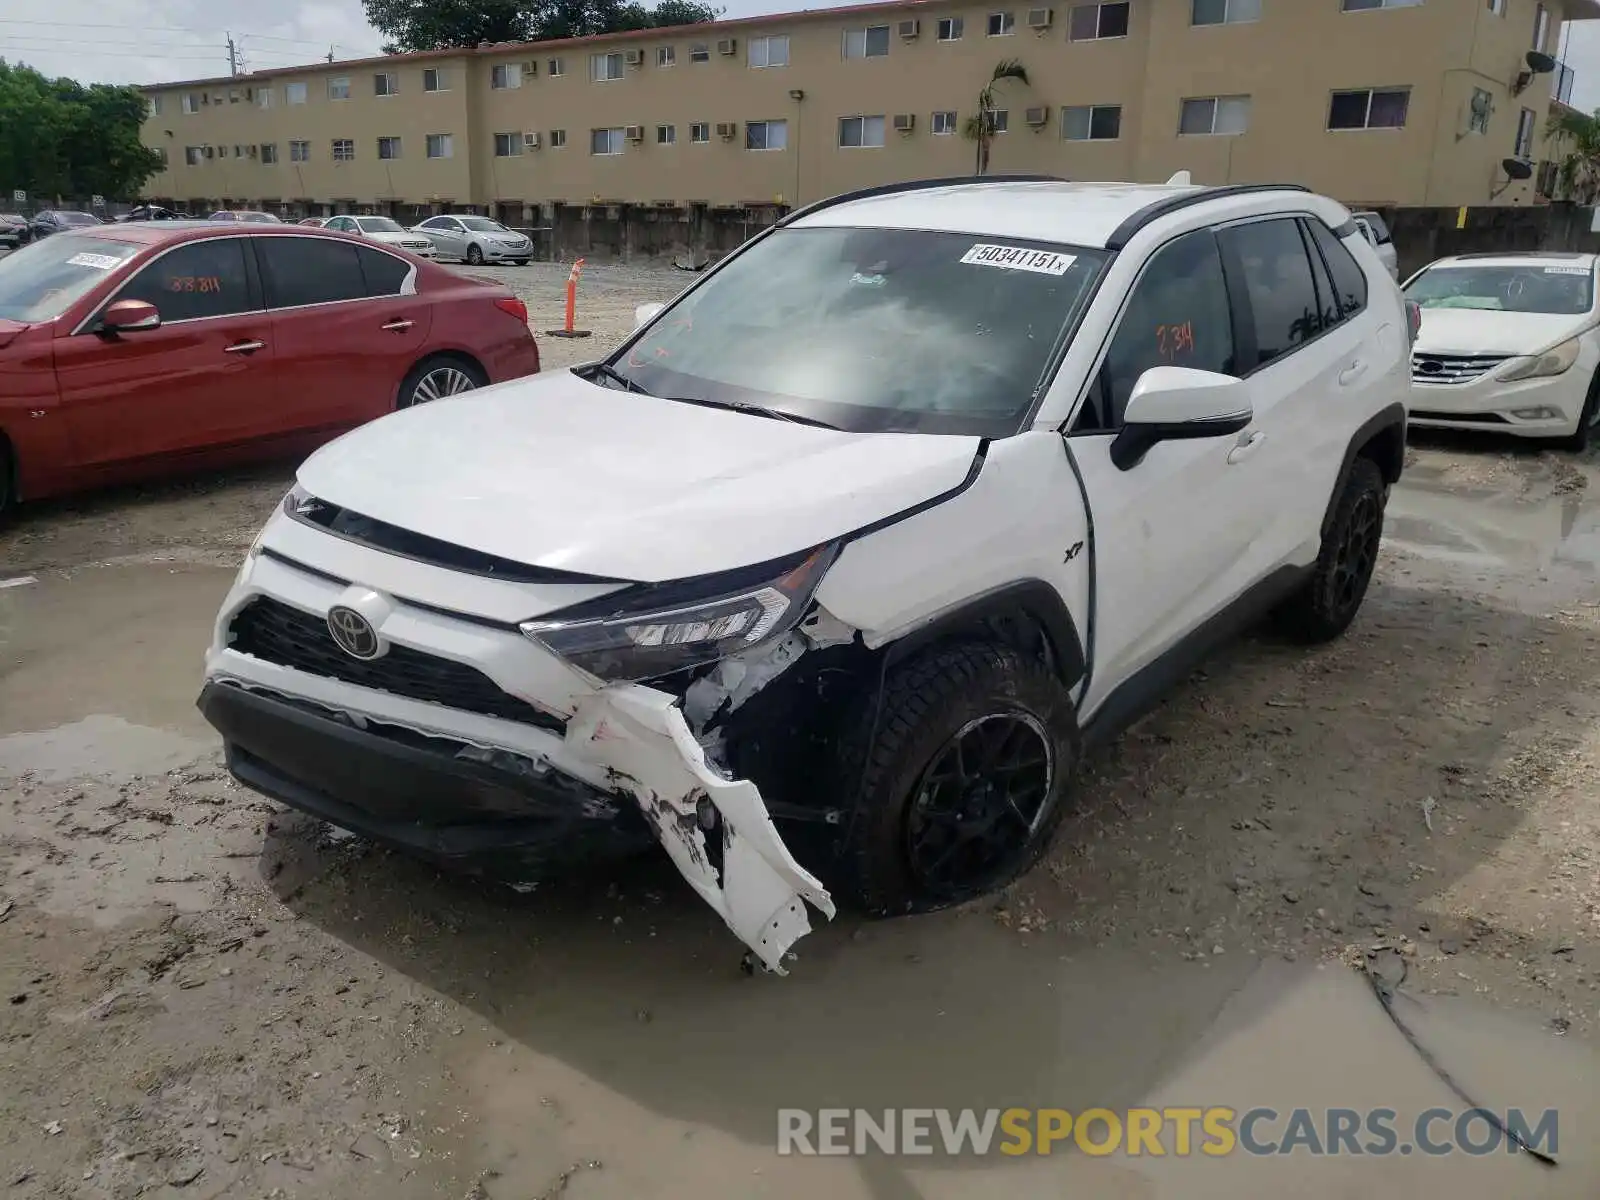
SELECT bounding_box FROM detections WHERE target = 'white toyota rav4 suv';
[199,177,1411,973]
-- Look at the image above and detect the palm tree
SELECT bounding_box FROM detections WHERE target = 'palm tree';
[963,59,1029,176]
[1545,106,1600,203]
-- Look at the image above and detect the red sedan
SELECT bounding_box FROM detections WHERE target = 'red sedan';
[0,223,540,516]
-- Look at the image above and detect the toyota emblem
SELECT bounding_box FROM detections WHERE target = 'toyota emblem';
[326,605,382,660]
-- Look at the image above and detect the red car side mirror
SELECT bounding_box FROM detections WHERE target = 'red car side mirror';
[101,299,162,334]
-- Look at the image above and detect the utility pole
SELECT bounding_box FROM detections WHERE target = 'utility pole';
[227,34,239,76]
[326,46,335,63]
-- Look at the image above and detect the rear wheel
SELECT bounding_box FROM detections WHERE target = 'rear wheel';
[465,244,484,266]
[1274,455,1386,643]
[397,356,486,409]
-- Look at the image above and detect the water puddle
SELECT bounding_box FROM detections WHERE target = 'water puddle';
[0,714,210,782]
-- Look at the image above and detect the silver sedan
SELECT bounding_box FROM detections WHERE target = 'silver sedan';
[410,214,534,265]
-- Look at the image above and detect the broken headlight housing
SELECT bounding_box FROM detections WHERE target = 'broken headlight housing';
[520,544,838,682]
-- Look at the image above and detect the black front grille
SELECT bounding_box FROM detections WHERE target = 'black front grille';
[1410,409,1510,424]
[227,597,566,734]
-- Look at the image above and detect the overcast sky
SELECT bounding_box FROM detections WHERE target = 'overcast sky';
[2,0,1599,108]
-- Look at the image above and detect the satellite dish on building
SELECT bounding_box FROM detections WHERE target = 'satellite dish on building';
[1526,51,1557,74]
[1502,158,1534,181]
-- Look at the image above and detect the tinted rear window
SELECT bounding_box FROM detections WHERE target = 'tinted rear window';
[257,237,367,307]
[1219,218,1323,369]
[1306,219,1368,318]
[356,245,412,296]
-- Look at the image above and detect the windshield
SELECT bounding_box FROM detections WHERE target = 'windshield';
[240,212,280,223]
[357,217,405,234]
[0,233,139,322]
[606,226,1107,436]
[1405,264,1594,315]
[458,217,508,232]
[59,212,100,226]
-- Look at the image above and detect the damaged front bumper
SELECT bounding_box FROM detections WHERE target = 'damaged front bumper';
[200,555,835,972]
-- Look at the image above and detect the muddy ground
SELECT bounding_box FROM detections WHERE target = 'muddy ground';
[1,261,1598,1198]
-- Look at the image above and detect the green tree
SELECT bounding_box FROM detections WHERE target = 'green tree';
[364,0,722,54]
[0,60,163,202]
[1545,106,1600,204]
[963,59,1029,177]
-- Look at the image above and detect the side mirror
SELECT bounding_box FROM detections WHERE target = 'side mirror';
[1110,367,1252,471]
[634,301,665,329]
[100,299,162,334]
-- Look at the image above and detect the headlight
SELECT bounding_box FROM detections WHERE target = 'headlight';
[520,544,837,682]
[1498,338,1581,382]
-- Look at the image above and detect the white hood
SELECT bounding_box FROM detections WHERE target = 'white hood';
[365,230,430,248]
[296,370,982,582]
[1412,307,1590,356]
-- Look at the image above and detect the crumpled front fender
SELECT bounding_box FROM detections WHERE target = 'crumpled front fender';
[565,685,835,973]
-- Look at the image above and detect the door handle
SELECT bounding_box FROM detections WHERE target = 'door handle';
[223,340,265,355]
[1226,430,1266,465]
[1338,359,1369,386]
[381,319,414,332]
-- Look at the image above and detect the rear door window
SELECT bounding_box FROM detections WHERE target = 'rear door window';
[1218,218,1324,370]
[356,245,412,297]
[257,236,367,308]
[1306,219,1368,319]
[113,237,255,322]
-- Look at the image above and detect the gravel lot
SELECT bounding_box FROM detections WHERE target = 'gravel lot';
[2,265,1599,1198]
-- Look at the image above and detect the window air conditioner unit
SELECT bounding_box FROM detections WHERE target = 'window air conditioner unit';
[1027,7,1053,29]
[204,145,214,157]
[716,38,737,55]
[624,48,644,65]
[716,121,737,139]
[523,131,542,149]
[625,124,645,141]
[1025,105,1049,126]
[898,19,920,38]
[893,113,915,132]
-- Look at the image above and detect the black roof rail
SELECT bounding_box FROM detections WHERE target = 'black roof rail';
[1103,182,1314,251]
[779,174,1066,227]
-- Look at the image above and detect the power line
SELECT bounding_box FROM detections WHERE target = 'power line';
[0,43,232,62]
[0,18,344,49]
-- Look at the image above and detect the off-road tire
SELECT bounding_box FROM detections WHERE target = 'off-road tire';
[1274,455,1386,643]
[1558,370,1600,453]
[830,641,1080,917]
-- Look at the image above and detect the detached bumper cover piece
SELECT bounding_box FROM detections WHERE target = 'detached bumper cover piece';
[566,685,836,973]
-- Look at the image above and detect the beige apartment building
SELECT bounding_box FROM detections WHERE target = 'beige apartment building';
[139,0,1598,223]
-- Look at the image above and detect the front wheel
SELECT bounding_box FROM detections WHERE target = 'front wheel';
[1274,455,1386,643]
[465,244,484,266]
[831,642,1080,916]
[1557,371,1600,453]
[397,357,486,409]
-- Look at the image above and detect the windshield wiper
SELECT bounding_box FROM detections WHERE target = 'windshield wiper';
[585,363,650,394]
[665,395,841,430]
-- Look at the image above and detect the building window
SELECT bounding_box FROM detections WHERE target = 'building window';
[289,140,311,162]
[987,109,1010,133]
[426,133,453,159]
[257,87,275,109]
[591,52,624,81]
[1516,106,1535,158]
[690,43,710,62]
[151,146,168,166]
[1533,3,1549,50]
[1179,94,1251,135]
[749,35,790,67]
[287,82,308,105]
[377,136,402,159]
[1328,87,1410,130]
[332,139,355,161]
[658,46,676,66]
[746,119,788,150]
[938,16,964,39]
[987,11,1015,35]
[184,145,203,165]
[839,114,886,147]
[329,77,351,100]
[374,72,398,96]
[423,68,447,91]
[844,26,891,57]
[931,110,959,134]
[182,93,199,114]
[1340,0,1423,10]
[548,57,565,76]
[1191,0,1261,25]
[1069,2,1130,40]
[591,127,626,155]
[1487,0,1505,12]
[147,95,162,116]
[690,121,710,142]
[493,132,522,156]
[228,89,241,104]
[1062,103,1122,139]
[1467,87,1493,133]
[657,124,677,144]
[492,63,523,89]
[260,143,278,163]
[550,128,568,147]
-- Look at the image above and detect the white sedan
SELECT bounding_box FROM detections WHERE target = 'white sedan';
[1405,252,1600,451]
[322,214,437,258]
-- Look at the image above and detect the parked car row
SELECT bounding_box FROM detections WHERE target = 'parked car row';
[294,214,535,264]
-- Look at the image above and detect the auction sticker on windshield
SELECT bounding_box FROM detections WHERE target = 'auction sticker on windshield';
[960,244,1075,276]
[66,252,123,270]
[1544,266,1590,276]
